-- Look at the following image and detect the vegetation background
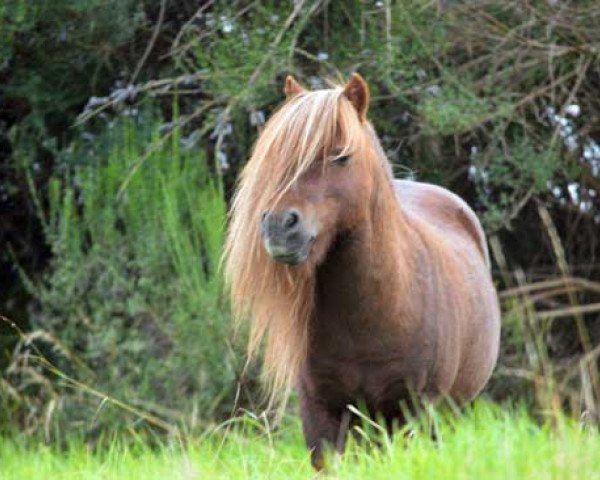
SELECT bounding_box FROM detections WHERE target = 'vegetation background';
[1,0,600,447]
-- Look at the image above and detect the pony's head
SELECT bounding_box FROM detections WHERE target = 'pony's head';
[225,74,394,399]
[253,73,384,268]
[259,75,373,267]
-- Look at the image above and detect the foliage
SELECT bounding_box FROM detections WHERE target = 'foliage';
[469,138,567,230]
[1,0,600,439]
[0,0,163,337]
[2,114,238,437]
[1,0,144,119]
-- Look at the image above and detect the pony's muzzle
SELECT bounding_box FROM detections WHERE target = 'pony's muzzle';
[261,209,315,265]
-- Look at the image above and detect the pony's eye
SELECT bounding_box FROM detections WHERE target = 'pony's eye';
[333,155,351,166]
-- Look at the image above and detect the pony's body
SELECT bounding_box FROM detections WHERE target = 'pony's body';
[224,74,500,469]
[300,179,499,454]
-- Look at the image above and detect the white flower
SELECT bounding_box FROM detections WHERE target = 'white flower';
[250,110,265,126]
[565,104,581,117]
[426,85,441,97]
[551,185,562,199]
[220,17,233,33]
[468,165,478,180]
[583,141,600,161]
[564,135,578,152]
[567,182,579,203]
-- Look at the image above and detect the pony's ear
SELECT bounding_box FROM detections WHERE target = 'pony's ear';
[284,75,306,99]
[343,73,369,122]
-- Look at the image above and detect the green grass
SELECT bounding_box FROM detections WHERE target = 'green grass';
[1,402,599,479]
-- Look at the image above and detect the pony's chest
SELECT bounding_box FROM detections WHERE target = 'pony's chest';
[304,342,432,413]
[308,252,438,410]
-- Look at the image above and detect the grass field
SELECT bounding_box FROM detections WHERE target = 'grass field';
[1,403,599,479]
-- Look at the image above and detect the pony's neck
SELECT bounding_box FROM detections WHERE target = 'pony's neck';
[313,145,418,329]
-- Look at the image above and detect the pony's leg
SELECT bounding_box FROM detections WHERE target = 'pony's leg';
[298,390,348,470]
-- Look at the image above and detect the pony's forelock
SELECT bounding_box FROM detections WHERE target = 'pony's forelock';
[253,88,363,204]
[224,87,370,406]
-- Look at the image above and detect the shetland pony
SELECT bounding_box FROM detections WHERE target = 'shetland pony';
[224,73,500,469]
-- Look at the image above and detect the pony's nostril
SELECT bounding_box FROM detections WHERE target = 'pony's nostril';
[261,210,269,222]
[284,211,299,229]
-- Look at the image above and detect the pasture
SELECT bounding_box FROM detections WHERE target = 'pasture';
[2,404,599,479]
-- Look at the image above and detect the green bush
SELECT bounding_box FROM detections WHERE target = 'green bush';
[1,0,143,118]
[4,114,239,437]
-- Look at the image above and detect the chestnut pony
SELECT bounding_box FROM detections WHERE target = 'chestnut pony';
[224,73,500,468]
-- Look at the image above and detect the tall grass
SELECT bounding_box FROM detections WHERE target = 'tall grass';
[1,402,598,479]
[3,115,239,438]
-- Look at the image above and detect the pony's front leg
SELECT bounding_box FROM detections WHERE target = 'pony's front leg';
[298,388,349,470]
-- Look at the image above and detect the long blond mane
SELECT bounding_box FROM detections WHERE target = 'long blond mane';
[224,87,366,403]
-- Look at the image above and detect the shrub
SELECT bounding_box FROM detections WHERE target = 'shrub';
[2,113,239,438]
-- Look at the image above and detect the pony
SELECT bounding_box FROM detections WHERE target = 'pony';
[224,73,500,469]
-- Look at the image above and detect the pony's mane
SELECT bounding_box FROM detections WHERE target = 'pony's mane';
[224,87,367,404]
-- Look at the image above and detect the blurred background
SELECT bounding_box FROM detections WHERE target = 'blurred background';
[1,0,599,441]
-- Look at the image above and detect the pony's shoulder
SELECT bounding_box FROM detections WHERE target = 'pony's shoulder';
[393,179,490,267]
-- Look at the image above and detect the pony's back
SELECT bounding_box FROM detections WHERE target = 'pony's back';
[394,179,491,267]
